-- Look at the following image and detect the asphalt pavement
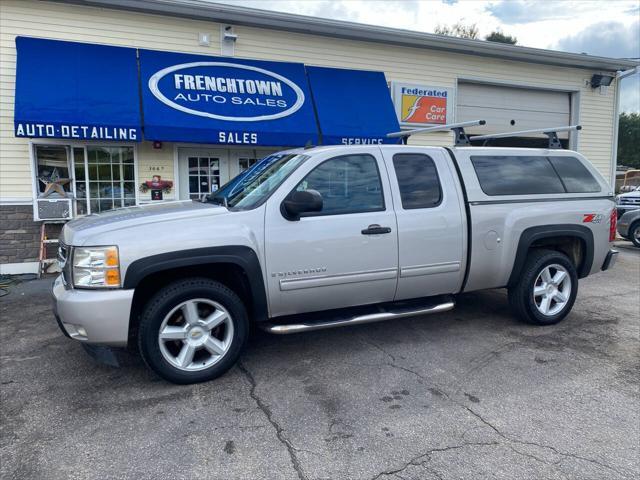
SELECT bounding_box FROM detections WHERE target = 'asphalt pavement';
[1,243,638,479]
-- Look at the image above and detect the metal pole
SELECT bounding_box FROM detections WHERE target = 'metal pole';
[469,125,581,141]
[386,120,486,139]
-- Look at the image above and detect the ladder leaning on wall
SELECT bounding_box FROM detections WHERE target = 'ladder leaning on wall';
[38,221,62,278]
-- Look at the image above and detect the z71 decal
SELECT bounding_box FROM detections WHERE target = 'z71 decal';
[583,213,604,223]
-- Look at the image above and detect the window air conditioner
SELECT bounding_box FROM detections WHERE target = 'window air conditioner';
[35,198,72,221]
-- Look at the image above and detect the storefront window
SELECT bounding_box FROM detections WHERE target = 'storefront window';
[35,145,72,195]
[86,146,136,212]
[73,147,88,216]
[33,144,136,217]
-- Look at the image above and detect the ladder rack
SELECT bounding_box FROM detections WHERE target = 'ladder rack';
[387,120,486,145]
[469,125,582,149]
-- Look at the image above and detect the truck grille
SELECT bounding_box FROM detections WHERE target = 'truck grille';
[619,197,640,205]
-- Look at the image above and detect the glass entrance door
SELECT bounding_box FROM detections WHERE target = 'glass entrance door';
[178,149,230,200]
[177,148,279,201]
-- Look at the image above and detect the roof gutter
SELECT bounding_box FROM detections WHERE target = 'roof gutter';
[52,0,639,71]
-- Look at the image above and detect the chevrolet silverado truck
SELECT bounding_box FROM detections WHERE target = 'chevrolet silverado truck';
[53,145,618,384]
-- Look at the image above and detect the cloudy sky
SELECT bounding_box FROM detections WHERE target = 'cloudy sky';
[216,0,640,113]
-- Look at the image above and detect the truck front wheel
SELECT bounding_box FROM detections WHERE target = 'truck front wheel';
[508,249,578,325]
[138,278,249,384]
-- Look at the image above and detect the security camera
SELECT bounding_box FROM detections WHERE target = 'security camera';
[224,26,238,42]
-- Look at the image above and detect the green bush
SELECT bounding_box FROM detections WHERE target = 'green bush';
[618,113,640,169]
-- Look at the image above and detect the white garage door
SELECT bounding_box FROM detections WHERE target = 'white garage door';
[457,83,571,138]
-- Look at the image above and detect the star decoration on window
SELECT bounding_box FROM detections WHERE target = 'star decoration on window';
[38,168,71,198]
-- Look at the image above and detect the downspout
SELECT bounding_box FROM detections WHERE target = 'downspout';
[610,66,638,188]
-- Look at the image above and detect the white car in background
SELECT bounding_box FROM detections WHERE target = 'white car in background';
[616,186,640,218]
[617,208,640,247]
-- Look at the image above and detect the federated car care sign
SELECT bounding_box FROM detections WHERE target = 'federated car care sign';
[139,50,319,146]
[391,82,455,127]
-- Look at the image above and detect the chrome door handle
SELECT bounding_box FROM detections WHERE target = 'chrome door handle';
[361,224,392,235]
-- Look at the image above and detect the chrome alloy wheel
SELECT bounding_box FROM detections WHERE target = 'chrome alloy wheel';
[634,226,640,244]
[158,299,234,372]
[533,264,572,316]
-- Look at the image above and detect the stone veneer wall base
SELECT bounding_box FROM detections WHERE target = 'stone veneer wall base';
[0,205,64,267]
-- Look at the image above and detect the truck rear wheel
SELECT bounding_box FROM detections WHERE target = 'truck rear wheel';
[508,249,578,325]
[138,278,248,384]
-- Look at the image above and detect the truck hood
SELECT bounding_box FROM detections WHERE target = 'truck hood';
[62,200,228,245]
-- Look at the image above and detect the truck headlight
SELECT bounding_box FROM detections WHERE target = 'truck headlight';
[72,246,120,288]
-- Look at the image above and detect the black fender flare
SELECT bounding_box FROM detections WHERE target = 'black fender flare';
[508,224,594,287]
[123,246,269,322]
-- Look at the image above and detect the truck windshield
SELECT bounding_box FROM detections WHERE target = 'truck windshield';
[206,153,309,210]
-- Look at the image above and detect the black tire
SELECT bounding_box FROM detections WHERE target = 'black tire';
[508,249,578,325]
[629,221,640,248]
[138,278,248,384]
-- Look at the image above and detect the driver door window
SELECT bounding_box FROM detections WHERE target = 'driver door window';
[294,154,384,215]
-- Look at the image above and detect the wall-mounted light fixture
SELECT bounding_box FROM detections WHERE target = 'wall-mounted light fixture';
[590,74,614,88]
[220,25,237,56]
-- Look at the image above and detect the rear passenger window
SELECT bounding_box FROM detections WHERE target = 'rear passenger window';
[393,153,442,209]
[548,156,601,193]
[471,156,565,195]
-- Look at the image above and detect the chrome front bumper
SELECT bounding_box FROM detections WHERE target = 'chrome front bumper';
[52,275,134,347]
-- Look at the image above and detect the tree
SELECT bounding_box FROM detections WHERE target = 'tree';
[618,112,640,169]
[485,30,517,45]
[434,23,479,39]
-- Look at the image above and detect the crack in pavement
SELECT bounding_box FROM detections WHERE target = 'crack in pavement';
[368,353,453,400]
[464,406,629,477]
[360,339,631,479]
[237,361,307,480]
[369,441,500,480]
[360,337,397,362]
[506,444,551,466]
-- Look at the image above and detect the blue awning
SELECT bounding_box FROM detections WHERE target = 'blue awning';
[139,49,319,146]
[306,66,399,145]
[14,37,141,141]
[13,38,400,147]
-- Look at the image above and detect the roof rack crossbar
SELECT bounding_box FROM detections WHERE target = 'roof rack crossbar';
[469,125,582,149]
[387,120,486,146]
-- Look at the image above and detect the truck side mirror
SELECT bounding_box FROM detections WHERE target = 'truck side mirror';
[281,189,323,221]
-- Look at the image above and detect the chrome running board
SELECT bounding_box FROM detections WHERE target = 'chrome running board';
[261,297,455,334]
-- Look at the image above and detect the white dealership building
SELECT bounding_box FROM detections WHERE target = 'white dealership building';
[0,0,637,273]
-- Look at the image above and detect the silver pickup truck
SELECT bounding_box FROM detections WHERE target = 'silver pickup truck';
[53,145,618,384]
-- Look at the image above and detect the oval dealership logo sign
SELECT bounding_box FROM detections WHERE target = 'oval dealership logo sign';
[148,62,306,122]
